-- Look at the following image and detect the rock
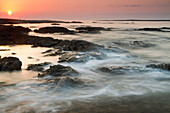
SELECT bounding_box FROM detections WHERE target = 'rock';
[38,65,79,77]
[146,63,170,71]
[98,66,137,75]
[0,49,10,51]
[58,51,106,63]
[41,49,54,54]
[0,57,22,71]
[28,56,34,59]
[0,82,15,88]
[34,27,75,34]
[43,49,65,57]
[51,23,60,25]
[75,26,111,33]
[26,62,51,72]
[129,41,154,47]
[0,25,103,52]
[11,53,16,55]
[136,28,163,32]
[54,40,103,51]
[43,76,85,88]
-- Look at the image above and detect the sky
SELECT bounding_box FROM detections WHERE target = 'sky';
[0,0,170,20]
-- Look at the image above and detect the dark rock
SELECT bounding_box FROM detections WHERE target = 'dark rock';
[0,25,103,52]
[129,41,154,47]
[11,53,16,55]
[75,26,111,33]
[136,28,163,32]
[58,51,106,63]
[54,40,103,51]
[38,65,79,77]
[43,50,65,57]
[98,66,139,75]
[0,57,22,71]
[28,56,34,59]
[26,62,51,72]
[51,23,60,25]
[69,21,83,23]
[146,63,170,71]
[0,82,15,88]
[43,76,85,88]
[34,27,75,34]
[0,49,10,51]
[41,49,53,54]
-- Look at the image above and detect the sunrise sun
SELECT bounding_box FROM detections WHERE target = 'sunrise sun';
[8,11,12,15]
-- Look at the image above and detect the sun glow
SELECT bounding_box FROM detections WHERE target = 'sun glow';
[8,10,12,15]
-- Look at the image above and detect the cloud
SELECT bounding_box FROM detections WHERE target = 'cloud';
[124,5,141,7]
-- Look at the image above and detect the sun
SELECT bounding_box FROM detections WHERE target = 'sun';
[8,11,12,15]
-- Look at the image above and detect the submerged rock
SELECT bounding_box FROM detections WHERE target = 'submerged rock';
[43,49,65,57]
[34,27,75,34]
[146,63,170,71]
[0,57,22,71]
[38,65,79,77]
[26,62,51,72]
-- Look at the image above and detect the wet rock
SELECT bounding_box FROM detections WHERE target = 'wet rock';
[0,49,10,51]
[0,57,22,71]
[146,63,170,71]
[58,51,106,63]
[41,49,53,54]
[26,62,51,72]
[28,56,34,59]
[98,66,138,75]
[43,76,85,87]
[54,40,103,51]
[51,23,60,25]
[43,49,65,57]
[11,53,16,55]
[34,27,75,34]
[38,65,79,77]
[0,25,103,52]
[129,41,154,47]
[75,26,111,33]
[136,28,163,32]
[69,21,83,23]
[0,82,15,88]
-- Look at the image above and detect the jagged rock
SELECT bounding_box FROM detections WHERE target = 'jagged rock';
[0,25,103,52]
[98,66,139,75]
[38,65,79,77]
[75,26,111,33]
[0,57,22,71]
[146,63,170,71]
[26,62,51,72]
[58,51,106,63]
[34,27,75,34]
[43,76,85,87]
[43,49,65,57]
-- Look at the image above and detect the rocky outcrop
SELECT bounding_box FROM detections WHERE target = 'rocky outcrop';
[26,62,51,72]
[146,63,170,71]
[42,49,65,57]
[58,51,106,63]
[43,76,85,87]
[38,65,79,77]
[54,40,103,51]
[34,27,75,34]
[0,57,22,71]
[0,25,103,51]
[98,66,141,75]
[75,26,111,33]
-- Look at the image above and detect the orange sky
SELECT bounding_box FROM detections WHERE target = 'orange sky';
[0,0,170,19]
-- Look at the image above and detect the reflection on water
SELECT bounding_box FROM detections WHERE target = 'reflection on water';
[0,21,170,112]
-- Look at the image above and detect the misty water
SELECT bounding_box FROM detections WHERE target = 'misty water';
[0,21,170,113]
